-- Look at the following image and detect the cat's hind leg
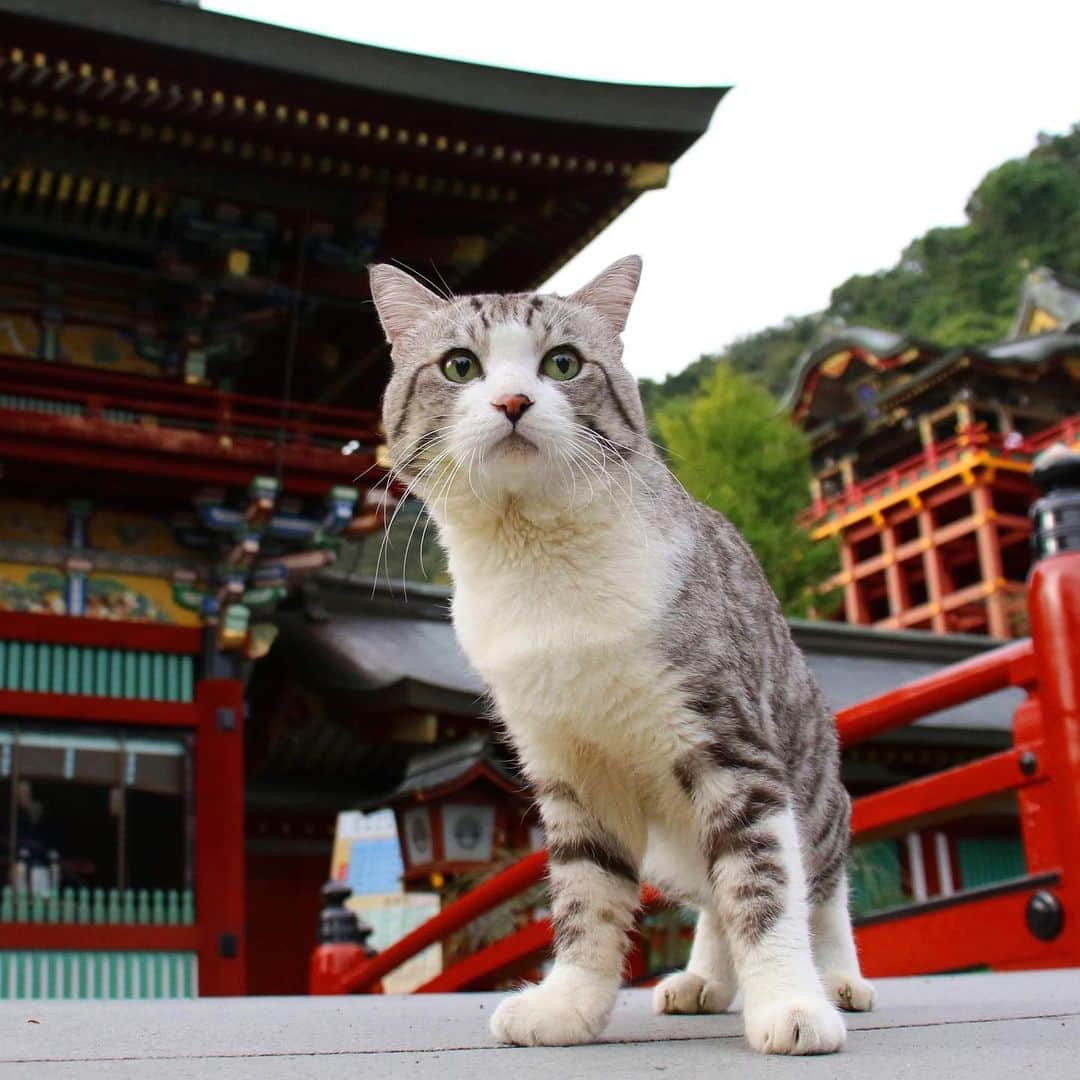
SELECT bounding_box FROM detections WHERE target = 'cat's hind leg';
[811,871,876,1012]
[653,906,737,1015]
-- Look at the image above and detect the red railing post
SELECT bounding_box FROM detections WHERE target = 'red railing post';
[311,940,369,995]
[1025,445,1080,965]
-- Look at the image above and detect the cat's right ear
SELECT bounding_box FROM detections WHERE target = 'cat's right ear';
[368,264,444,344]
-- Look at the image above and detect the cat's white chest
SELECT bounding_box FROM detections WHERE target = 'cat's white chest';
[445,510,679,736]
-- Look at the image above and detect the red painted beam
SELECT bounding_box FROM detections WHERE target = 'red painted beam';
[852,746,1046,838]
[0,433,376,496]
[0,924,199,951]
[0,353,379,427]
[0,612,200,653]
[417,918,553,993]
[836,638,1034,746]
[0,413,377,494]
[855,881,1076,977]
[0,690,199,728]
[334,852,550,994]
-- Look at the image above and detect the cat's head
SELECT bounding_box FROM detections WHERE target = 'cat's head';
[369,257,650,506]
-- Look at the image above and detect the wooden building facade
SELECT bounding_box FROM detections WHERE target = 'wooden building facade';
[789,269,1080,637]
[0,0,725,997]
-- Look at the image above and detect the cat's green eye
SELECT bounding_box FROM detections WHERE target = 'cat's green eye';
[441,349,483,384]
[541,346,582,381]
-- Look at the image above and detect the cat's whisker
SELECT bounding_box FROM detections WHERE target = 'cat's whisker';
[576,426,665,514]
[398,446,461,591]
[374,446,453,594]
[465,440,498,514]
[432,450,470,538]
[577,423,672,474]
[562,443,595,509]
[564,445,586,509]
[569,436,653,547]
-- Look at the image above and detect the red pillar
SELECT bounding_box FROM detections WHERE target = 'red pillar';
[195,678,247,995]
[840,538,863,624]
[973,482,1010,638]
[1027,547,1080,966]
[918,506,948,633]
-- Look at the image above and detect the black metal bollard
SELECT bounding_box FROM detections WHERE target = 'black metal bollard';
[1030,443,1080,560]
[318,880,377,958]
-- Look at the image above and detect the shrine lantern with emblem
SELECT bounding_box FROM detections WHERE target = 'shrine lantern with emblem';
[380,736,536,892]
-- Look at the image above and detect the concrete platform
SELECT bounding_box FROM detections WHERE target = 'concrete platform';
[1,969,1078,1078]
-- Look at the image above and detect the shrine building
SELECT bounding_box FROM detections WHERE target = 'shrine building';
[0,0,726,997]
[788,267,1080,638]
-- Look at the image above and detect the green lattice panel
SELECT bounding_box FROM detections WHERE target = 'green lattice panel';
[0,887,194,926]
[0,951,197,999]
[0,641,194,702]
[956,837,1026,890]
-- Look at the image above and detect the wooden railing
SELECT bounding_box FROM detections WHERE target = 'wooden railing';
[0,354,379,446]
[806,417,1080,523]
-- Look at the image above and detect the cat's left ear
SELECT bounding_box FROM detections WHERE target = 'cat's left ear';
[368,264,444,344]
[569,255,642,334]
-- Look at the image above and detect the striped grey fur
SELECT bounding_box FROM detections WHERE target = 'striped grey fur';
[370,257,870,1051]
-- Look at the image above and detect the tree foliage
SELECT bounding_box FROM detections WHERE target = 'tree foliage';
[641,125,1076,616]
[655,364,838,616]
[830,126,1080,346]
[643,124,1080,407]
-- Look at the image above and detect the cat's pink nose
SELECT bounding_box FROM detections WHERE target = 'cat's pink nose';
[492,394,533,424]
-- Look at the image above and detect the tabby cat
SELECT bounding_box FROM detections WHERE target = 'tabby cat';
[369,257,874,1055]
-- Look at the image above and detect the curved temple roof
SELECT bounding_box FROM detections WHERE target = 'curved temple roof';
[0,0,728,404]
[1,0,726,152]
[782,269,1080,428]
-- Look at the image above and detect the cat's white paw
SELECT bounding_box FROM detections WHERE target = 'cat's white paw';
[490,980,612,1046]
[744,995,846,1055]
[652,970,736,1015]
[822,971,876,1012]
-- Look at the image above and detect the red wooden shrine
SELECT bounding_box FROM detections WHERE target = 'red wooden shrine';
[789,269,1080,637]
[0,0,723,996]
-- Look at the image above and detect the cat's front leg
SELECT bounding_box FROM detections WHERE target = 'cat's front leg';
[490,780,643,1047]
[680,749,845,1055]
[710,804,845,1054]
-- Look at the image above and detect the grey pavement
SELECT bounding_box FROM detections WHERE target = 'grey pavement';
[1,969,1078,1078]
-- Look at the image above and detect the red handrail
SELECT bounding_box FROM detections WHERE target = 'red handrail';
[415,919,554,994]
[316,852,548,995]
[835,638,1034,746]
[807,426,988,520]
[1026,414,1080,454]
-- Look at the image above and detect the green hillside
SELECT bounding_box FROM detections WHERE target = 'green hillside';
[640,123,1080,408]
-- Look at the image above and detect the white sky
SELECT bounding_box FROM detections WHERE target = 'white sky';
[208,0,1079,383]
